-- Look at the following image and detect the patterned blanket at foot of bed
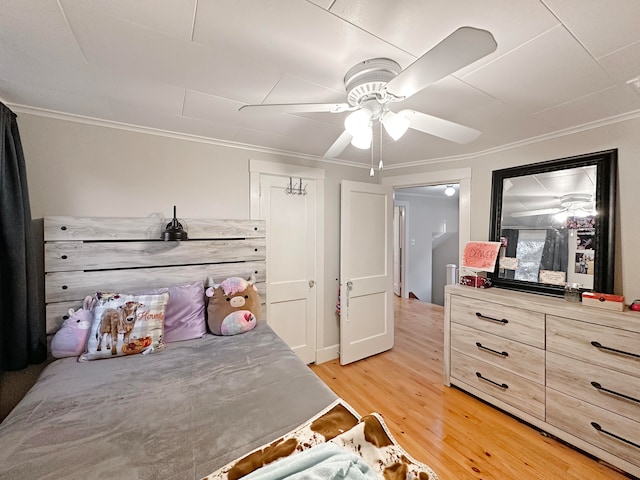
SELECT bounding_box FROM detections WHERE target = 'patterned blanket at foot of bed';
[203,399,439,480]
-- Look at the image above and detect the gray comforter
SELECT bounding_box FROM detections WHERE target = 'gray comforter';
[0,323,337,480]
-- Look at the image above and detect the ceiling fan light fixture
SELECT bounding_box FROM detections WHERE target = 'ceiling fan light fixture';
[350,126,372,149]
[344,108,372,137]
[444,185,456,197]
[381,110,410,140]
[560,193,592,209]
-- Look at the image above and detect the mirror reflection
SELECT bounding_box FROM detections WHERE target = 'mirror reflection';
[489,149,616,296]
[498,165,597,289]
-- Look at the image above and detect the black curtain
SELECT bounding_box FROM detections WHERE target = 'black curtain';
[500,229,519,280]
[0,102,46,373]
[539,227,569,274]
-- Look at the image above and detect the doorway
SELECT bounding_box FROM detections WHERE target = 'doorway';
[393,204,406,297]
[393,184,459,305]
[382,167,471,306]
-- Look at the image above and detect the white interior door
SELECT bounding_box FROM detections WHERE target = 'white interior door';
[260,175,317,364]
[340,180,394,365]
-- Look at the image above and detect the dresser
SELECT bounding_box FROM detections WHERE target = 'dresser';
[444,284,640,477]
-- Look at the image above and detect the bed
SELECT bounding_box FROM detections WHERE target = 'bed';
[0,216,438,480]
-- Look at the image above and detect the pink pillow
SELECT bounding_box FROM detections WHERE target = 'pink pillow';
[141,281,206,342]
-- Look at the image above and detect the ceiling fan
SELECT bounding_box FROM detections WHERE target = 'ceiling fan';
[239,27,497,159]
[510,193,596,218]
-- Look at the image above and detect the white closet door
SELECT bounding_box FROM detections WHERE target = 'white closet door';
[260,175,317,364]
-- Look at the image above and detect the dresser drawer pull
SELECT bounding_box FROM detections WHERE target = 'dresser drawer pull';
[591,422,640,449]
[475,312,509,324]
[475,342,509,357]
[475,372,508,389]
[590,341,640,359]
[590,381,640,404]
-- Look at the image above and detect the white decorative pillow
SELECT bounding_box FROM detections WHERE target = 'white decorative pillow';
[79,292,169,362]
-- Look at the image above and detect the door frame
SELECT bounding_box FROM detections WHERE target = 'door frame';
[249,159,325,363]
[393,202,409,298]
[382,168,471,270]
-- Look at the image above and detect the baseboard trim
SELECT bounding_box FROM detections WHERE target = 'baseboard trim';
[316,344,339,364]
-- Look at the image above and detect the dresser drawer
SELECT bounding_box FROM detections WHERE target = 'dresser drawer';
[547,315,640,377]
[547,352,640,423]
[450,295,544,348]
[451,350,545,420]
[451,322,545,384]
[547,388,640,468]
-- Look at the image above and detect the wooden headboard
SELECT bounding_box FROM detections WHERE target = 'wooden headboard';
[44,216,266,335]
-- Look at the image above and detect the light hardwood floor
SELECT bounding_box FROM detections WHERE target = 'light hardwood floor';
[310,296,632,480]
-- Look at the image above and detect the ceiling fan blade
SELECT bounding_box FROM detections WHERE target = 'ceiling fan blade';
[400,109,481,144]
[385,27,497,99]
[323,130,353,159]
[239,102,351,114]
[511,208,563,218]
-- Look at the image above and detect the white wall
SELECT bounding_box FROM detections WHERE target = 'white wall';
[16,112,373,355]
[386,116,640,300]
[432,231,459,306]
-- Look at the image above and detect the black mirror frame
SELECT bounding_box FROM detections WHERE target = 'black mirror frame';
[488,149,617,296]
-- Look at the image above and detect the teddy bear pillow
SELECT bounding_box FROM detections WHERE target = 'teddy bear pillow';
[206,276,260,335]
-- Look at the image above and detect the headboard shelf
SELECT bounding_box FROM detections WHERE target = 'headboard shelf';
[44,216,266,335]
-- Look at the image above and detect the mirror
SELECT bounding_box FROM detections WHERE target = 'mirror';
[489,149,617,296]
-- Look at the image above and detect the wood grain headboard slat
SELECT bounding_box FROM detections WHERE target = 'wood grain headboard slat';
[45,239,265,272]
[44,216,266,337]
[45,262,266,303]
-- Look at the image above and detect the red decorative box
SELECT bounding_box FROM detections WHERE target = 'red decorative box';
[582,292,625,312]
[460,275,492,288]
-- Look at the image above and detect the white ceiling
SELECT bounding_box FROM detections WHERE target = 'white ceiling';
[2,0,640,168]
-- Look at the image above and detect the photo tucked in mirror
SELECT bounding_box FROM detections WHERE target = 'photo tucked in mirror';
[489,150,616,296]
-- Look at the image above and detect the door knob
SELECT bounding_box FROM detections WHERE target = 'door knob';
[345,281,353,309]
[309,280,315,288]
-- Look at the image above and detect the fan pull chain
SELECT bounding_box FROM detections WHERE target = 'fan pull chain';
[378,122,384,170]
[370,125,375,176]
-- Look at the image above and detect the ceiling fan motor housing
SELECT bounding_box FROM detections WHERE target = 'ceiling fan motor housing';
[560,193,593,208]
[344,58,402,107]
